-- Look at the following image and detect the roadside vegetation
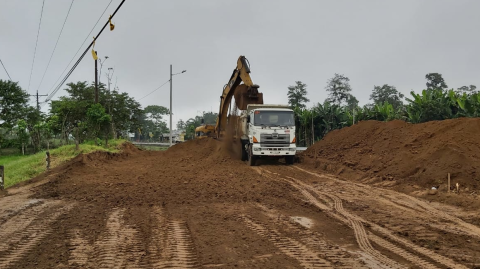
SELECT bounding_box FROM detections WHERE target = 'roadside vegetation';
[288,73,479,146]
[0,139,125,188]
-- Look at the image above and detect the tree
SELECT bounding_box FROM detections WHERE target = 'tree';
[86,103,111,145]
[15,119,29,155]
[370,84,405,109]
[202,111,218,124]
[346,94,359,111]
[425,73,448,90]
[0,80,29,128]
[176,119,186,130]
[144,105,170,123]
[23,106,43,153]
[287,81,309,109]
[457,85,477,94]
[325,74,352,105]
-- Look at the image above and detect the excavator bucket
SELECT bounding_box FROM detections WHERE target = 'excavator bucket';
[234,84,264,110]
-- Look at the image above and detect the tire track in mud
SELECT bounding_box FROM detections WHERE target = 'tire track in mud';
[261,169,403,268]
[158,220,198,268]
[240,215,333,268]
[0,202,73,269]
[67,229,93,267]
[286,166,468,269]
[254,204,370,269]
[148,206,198,269]
[295,166,480,239]
[92,208,146,269]
[66,206,198,269]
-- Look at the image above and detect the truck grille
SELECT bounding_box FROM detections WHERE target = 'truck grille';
[260,133,290,146]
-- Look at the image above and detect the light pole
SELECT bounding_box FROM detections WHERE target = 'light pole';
[98,56,109,84]
[106,67,114,91]
[169,65,186,147]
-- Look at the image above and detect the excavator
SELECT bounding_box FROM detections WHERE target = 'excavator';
[197,55,297,166]
[194,123,215,139]
[215,55,264,138]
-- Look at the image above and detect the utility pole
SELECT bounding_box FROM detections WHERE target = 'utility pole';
[169,64,173,147]
[95,51,98,103]
[29,90,48,111]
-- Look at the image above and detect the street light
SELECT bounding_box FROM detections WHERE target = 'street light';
[98,56,109,84]
[170,65,187,147]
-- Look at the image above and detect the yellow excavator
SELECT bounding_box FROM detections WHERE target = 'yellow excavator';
[194,55,263,139]
[194,123,215,139]
[215,55,264,138]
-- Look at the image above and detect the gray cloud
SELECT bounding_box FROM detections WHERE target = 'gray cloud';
[1,0,479,127]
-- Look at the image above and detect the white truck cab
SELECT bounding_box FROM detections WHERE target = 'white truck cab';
[240,104,296,166]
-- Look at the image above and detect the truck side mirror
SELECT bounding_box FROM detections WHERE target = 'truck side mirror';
[247,115,250,123]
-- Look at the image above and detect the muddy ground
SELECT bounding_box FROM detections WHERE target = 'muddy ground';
[1,128,480,268]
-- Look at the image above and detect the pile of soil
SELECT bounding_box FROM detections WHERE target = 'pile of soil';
[301,118,480,191]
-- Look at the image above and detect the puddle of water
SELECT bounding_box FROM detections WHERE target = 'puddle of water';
[291,216,314,228]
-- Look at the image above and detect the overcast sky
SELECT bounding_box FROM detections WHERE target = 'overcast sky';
[1,0,479,128]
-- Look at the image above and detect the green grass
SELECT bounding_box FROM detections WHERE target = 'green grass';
[137,145,168,151]
[0,139,126,189]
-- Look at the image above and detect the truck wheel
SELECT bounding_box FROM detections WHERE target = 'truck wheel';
[241,143,248,161]
[285,156,294,165]
[248,149,256,166]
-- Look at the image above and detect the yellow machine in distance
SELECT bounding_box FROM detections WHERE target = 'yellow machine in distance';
[194,124,215,139]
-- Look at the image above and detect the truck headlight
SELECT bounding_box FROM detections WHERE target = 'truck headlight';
[289,148,296,151]
[254,147,261,151]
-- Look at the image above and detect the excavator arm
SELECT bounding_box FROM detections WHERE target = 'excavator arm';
[216,56,263,137]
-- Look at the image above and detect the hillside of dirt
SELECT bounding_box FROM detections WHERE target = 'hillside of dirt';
[301,118,480,194]
[2,137,480,268]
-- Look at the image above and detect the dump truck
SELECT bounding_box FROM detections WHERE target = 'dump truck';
[239,104,296,166]
[214,56,296,166]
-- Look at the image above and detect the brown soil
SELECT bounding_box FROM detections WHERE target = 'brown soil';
[0,134,480,268]
[301,118,480,201]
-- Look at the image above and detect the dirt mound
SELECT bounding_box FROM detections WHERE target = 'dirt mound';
[302,118,480,191]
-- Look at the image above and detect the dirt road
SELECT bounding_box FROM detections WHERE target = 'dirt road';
[0,140,479,268]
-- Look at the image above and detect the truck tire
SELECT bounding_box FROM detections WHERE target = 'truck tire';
[285,155,295,165]
[241,142,248,161]
[248,148,256,166]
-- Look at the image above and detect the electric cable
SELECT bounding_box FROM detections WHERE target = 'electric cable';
[27,0,46,92]
[35,0,75,93]
[138,80,170,101]
[45,0,114,98]
[44,0,125,103]
[0,58,12,81]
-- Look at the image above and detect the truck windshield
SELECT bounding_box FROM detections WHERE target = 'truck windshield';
[253,111,295,127]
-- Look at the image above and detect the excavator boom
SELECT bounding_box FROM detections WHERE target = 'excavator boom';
[216,56,263,137]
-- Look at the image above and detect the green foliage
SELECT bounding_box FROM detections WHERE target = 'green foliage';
[370,84,405,109]
[0,80,29,132]
[0,139,126,188]
[325,74,352,106]
[287,81,310,109]
[457,85,477,94]
[49,81,143,144]
[405,89,454,123]
[425,73,448,90]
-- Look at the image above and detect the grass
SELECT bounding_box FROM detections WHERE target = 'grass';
[137,145,169,151]
[0,139,126,189]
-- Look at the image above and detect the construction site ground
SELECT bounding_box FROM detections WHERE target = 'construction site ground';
[1,119,480,269]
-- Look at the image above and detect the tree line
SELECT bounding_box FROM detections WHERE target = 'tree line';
[288,73,478,146]
[0,79,172,154]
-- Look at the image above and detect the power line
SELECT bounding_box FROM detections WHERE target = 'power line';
[44,0,126,103]
[27,0,46,92]
[0,58,12,81]
[35,0,75,93]
[138,80,170,101]
[45,0,114,97]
